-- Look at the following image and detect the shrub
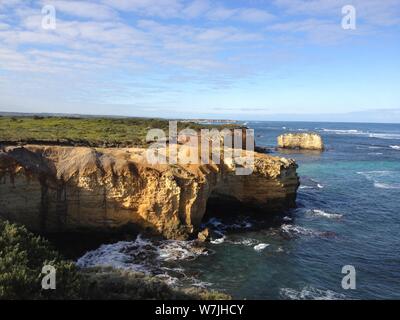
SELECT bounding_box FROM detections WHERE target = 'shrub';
[0,220,231,300]
[0,116,241,147]
[0,220,81,299]
[78,267,231,300]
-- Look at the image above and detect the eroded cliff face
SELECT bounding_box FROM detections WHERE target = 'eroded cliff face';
[277,133,324,150]
[0,145,299,239]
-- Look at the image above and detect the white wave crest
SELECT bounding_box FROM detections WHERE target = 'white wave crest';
[369,133,400,140]
[299,185,313,189]
[321,129,400,140]
[390,145,400,150]
[76,235,209,287]
[280,224,316,237]
[158,240,208,262]
[227,238,259,246]
[280,224,336,238]
[205,217,253,233]
[254,243,270,251]
[358,171,400,189]
[322,129,363,134]
[374,182,400,189]
[280,286,346,300]
[308,209,343,219]
[210,236,225,245]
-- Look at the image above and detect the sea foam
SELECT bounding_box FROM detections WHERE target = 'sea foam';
[308,209,343,219]
[76,235,210,287]
[253,243,270,251]
[358,171,400,190]
[280,224,316,237]
[280,286,346,300]
[321,129,400,140]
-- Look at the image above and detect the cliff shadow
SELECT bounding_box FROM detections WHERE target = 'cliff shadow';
[202,194,295,234]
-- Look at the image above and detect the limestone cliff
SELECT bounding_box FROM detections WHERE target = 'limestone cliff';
[277,132,324,150]
[0,145,299,239]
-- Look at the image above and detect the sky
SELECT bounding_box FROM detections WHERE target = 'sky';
[0,0,399,122]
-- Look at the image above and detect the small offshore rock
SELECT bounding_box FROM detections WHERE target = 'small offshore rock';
[277,132,324,150]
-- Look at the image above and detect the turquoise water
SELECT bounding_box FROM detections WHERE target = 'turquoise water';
[78,122,400,299]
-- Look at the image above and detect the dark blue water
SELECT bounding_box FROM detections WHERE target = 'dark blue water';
[183,121,400,299]
[78,122,400,299]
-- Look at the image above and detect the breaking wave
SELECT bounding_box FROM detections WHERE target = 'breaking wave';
[321,129,400,140]
[369,133,400,140]
[321,129,363,135]
[226,238,259,246]
[299,177,324,190]
[357,171,400,190]
[280,286,346,300]
[210,236,226,245]
[205,217,253,232]
[76,235,210,287]
[203,217,276,251]
[280,224,336,238]
[307,209,343,219]
[280,224,316,237]
[390,145,400,150]
[374,182,400,189]
[253,243,270,251]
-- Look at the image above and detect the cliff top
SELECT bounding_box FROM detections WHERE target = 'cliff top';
[1,144,295,181]
[0,116,241,148]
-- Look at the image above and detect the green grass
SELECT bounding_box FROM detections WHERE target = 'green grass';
[0,116,239,147]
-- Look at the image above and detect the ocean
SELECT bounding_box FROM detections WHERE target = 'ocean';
[77,121,400,300]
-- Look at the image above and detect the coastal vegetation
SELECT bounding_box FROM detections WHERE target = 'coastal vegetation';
[0,116,238,148]
[0,219,230,300]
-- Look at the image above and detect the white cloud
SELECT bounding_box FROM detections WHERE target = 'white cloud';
[102,0,274,23]
[0,23,10,30]
[43,0,117,20]
[273,0,341,15]
[0,0,23,9]
[182,0,210,19]
[206,6,236,21]
[274,0,400,26]
[206,6,274,23]
[235,8,275,23]
[266,18,365,45]
[196,27,263,42]
[102,0,183,18]
[0,0,399,115]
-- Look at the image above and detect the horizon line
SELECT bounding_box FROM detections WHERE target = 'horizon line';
[1,110,400,125]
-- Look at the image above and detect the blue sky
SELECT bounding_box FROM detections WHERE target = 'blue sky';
[0,0,399,122]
